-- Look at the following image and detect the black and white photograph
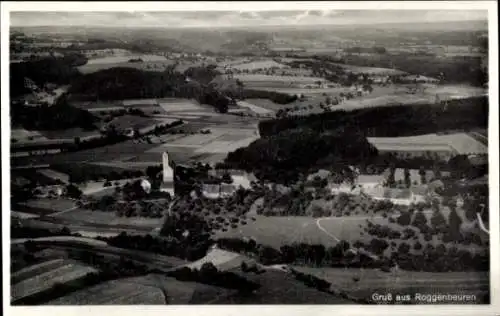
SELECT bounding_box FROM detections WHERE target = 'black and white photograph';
[2,1,498,310]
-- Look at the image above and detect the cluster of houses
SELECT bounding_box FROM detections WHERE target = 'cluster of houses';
[308,167,445,206]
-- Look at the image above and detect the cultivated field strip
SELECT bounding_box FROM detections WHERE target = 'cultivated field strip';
[225,60,290,71]
[11,259,67,284]
[11,262,98,302]
[45,280,165,305]
[237,101,274,115]
[234,74,327,83]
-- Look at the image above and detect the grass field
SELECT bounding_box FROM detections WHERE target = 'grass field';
[144,125,258,162]
[292,266,489,303]
[214,215,344,248]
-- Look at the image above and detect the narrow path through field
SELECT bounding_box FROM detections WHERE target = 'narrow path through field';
[477,212,489,234]
[316,218,341,243]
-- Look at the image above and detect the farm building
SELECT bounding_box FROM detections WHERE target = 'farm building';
[364,187,426,206]
[399,74,440,84]
[327,173,385,195]
[208,169,258,191]
[201,183,241,199]
[356,174,386,189]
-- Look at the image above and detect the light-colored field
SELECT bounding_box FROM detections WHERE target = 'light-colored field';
[86,55,169,65]
[234,74,328,84]
[330,63,407,75]
[148,127,258,157]
[236,101,274,115]
[368,133,488,155]
[253,86,350,95]
[11,129,48,142]
[122,99,159,106]
[229,60,290,71]
[78,60,175,74]
[195,137,258,154]
[46,279,166,305]
[157,98,206,112]
[427,85,487,99]
[36,169,70,184]
[11,211,40,219]
[185,248,244,271]
[164,133,225,147]
[50,209,163,229]
[11,261,98,302]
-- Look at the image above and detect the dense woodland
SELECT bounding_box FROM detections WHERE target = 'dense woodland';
[223,127,379,184]
[10,54,87,97]
[11,94,98,131]
[258,96,488,137]
[309,53,487,86]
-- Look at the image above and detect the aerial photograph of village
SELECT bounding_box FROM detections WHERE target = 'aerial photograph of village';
[7,7,491,305]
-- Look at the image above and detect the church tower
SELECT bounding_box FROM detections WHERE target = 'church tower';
[160,152,175,197]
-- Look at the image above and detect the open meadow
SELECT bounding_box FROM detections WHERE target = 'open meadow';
[293,266,489,303]
[214,215,354,248]
[234,74,329,86]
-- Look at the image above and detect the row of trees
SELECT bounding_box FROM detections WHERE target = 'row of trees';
[217,236,488,272]
[167,263,260,293]
[51,163,145,184]
[99,232,210,261]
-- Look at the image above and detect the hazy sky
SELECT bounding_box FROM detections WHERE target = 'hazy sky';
[10,10,488,28]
